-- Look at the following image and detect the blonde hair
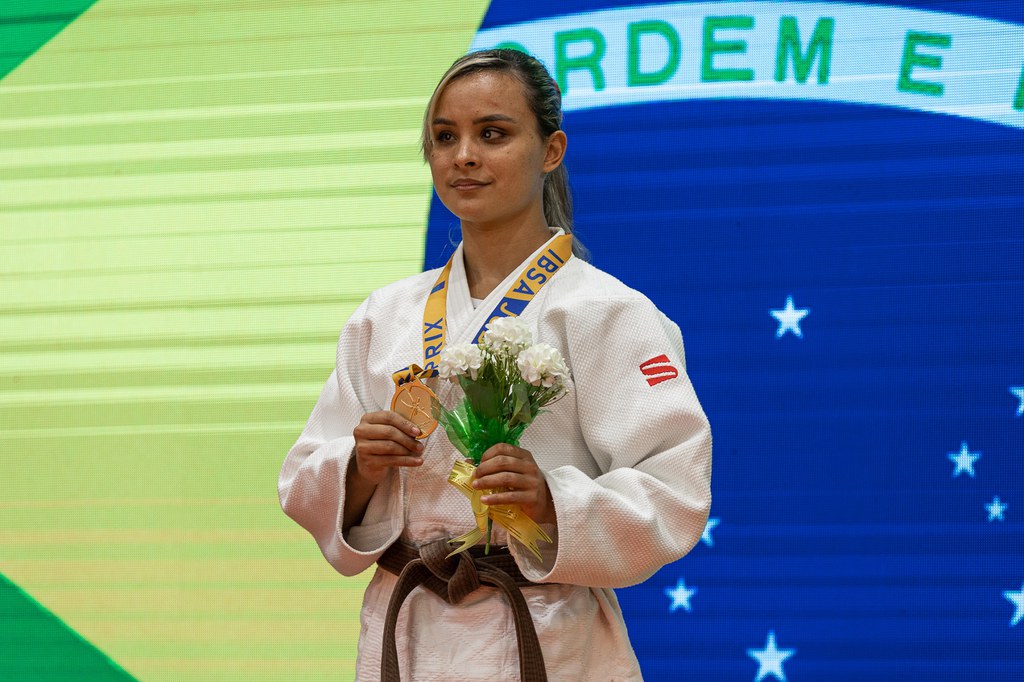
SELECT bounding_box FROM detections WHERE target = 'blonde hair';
[421,49,587,259]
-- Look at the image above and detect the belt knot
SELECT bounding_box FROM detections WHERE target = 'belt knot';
[419,539,480,604]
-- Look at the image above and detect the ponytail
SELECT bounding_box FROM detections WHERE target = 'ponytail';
[543,164,587,259]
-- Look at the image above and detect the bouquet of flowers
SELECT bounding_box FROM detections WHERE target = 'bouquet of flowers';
[434,317,570,558]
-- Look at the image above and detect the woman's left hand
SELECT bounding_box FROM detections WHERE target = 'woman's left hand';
[473,444,555,525]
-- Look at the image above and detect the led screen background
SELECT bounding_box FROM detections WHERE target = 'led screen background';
[2,1,1022,680]
[0,1,488,680]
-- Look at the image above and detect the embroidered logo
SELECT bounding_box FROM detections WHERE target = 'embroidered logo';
[639,355,678,387]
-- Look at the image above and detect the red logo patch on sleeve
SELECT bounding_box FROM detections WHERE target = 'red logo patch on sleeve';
[639,354,678,386]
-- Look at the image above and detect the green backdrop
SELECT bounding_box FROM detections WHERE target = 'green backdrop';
[0,1,488,679]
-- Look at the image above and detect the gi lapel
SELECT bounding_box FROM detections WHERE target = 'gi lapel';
[448,229,570,347]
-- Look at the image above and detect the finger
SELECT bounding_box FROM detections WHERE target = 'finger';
[358,439,422,458]
[355,423,424,454]
[480,490,537,507]
[364,455,424,469]
[479,443,528,463]
[364,410,422,438]
[473,471,533,491]
[474,456,532,478]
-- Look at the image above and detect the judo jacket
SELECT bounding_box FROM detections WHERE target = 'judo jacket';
[278,231,713,681]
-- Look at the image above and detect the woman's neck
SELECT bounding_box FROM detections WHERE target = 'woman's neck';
[462,222,553,300]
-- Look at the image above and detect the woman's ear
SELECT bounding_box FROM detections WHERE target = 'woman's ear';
[542,130,567,173]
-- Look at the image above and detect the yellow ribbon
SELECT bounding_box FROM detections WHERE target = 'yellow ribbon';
[446,460,553,561]
[391,363,436,388]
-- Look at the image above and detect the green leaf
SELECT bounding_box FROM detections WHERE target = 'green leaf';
[510,382,532,426]
[462,377,502,420]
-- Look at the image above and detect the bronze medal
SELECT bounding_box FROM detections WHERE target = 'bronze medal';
[390,378,439,439]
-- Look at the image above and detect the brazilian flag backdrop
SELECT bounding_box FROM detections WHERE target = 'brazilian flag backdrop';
[3,1,1023,681]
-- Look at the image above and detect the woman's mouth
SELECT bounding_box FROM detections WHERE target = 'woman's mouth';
[451,179,488,191]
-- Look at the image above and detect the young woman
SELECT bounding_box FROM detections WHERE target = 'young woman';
[278,49,712,681]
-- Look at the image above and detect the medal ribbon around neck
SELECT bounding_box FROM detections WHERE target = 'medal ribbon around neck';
[391,232,573,387]
[470,233,573,344]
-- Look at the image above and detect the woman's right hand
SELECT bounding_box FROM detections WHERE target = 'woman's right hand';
[351,411,426,486]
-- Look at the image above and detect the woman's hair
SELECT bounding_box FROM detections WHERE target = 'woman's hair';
[422,48,586,259]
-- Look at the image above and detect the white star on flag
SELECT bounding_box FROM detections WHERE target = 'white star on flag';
[664,578,697,613]
[985,496,1007,522]
[747,631,796,681]
[947,442,980,478]
[1011,387,1024,417]
[1004,583,1024,627]
[702,517,720,547]
[770,296,809,338]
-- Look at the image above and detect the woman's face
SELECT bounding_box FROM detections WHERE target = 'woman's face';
[427,71,565,232]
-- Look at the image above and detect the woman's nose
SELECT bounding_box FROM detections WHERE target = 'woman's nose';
[454,139,478,167]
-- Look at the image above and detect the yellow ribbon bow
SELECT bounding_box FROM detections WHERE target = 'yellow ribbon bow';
[446,460,553,561]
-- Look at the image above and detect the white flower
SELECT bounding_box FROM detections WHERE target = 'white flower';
[481,317,533,356]
[516,343,570,388]
[437,343,484,381]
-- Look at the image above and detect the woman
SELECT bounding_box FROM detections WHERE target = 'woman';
[278,49,712,681]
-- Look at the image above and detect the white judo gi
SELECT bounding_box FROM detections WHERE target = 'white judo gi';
[278,231,712,681]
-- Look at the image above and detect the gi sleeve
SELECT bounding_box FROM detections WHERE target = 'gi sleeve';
[510,295,712,588]
[277,298,405,576]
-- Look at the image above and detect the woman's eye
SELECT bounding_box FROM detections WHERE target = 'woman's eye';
[482,128,505,140]
[435,131,454,142]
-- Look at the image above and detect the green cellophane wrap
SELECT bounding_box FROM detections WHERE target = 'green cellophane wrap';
[434,370,541,465]
[435,398,529,465]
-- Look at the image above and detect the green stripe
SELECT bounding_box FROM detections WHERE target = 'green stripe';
[4,147,421,180]
[0,293,387,317]
[0,332,339,354]
[0,184,430,212]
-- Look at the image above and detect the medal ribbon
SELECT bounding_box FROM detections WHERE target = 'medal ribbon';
[391,233,573,385]
[471,234,573,344]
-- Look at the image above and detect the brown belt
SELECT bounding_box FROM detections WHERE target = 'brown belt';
[376,539,548,682]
